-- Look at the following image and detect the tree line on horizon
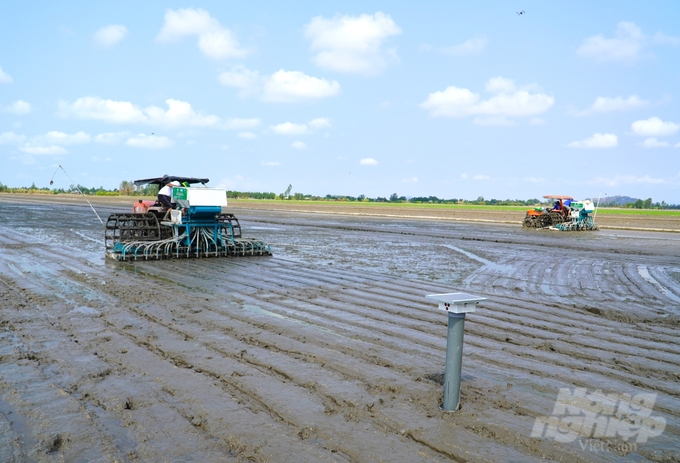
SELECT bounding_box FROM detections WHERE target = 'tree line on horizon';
[0,180,678,209]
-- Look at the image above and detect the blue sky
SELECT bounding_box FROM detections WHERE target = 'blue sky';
[1,1,679,202]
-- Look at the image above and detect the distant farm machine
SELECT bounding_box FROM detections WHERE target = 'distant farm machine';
[523,195,598,231]
[105,176,271,261]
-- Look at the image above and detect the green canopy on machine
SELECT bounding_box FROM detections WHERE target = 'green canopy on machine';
[133,176,209,186]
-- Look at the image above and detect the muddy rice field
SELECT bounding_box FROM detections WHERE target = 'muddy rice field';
[0,195,679,462]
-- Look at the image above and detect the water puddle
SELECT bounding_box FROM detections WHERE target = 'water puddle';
[443,245,512,288]
[440,244,503,269]
[637,265,680,306]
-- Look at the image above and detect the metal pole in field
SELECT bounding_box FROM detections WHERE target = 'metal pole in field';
[444,312,466,411]
[425,292,488,412]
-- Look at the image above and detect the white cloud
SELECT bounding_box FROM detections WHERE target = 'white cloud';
[143,99,220,127]
[7,131,92,156]
[422,87,478,117]
[577,21,644,63]
[402,177,418,183]
[94,132,128,144]
[441,36,488,56]
[291,141,308,150]
[58,96,145,123]
[4,100,31,114]
[577,95,650,115]
[485,77,516,93]
[18,144,67,155]
[271,122,308,135]
[640,137,669,148]
[631,117,679,137]
[304,12,401,74]
[36,131,91,145]
[220,67,340,103]
[0,132,26,144]
[460,173,468,179]
[308,117,331,129]
[421,77,554,120]
[125,134,174,149]
[473,175,490,180]
[93,24,128,46]
[262,70,340,102]
[156,8,247,60]
[0,66,13,84]
[568,133,618,149]
[474,92,553,116]
[653,32,680,46]
[260,161,280,167]
[237,131,256,139]
[360,158,378,165]
[676,142,680,148]
[58,97,225,128]
[271,118,332,135]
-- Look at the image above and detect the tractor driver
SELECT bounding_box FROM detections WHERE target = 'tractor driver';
[158,181,180,209]
[133,199,148,214]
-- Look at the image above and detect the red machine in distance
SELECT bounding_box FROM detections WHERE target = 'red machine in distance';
[523,195,573,228]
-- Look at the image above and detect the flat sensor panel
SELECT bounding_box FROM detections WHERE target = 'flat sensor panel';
[426,293,488,314]
[425,293,488,305]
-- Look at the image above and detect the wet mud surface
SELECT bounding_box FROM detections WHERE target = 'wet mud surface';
[0,197,679,462]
